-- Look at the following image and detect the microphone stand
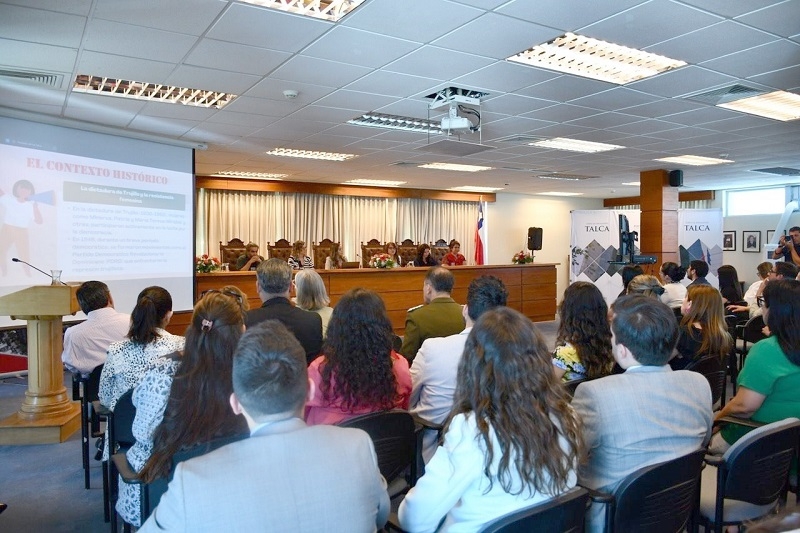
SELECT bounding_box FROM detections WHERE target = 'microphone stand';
[11,257,67,285]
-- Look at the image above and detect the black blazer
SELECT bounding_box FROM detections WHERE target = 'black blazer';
[246,297,323,364]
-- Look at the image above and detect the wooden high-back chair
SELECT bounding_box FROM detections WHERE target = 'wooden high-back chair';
[267,239,293,262]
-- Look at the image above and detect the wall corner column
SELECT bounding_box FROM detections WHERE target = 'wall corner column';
[640,169,679,266]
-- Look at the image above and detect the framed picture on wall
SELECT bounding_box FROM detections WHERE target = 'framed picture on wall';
[723,231,736,251]
[743,231,761,253]
[767,230,776,243]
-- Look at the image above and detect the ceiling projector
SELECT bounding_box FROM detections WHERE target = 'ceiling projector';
[440,116,472,134]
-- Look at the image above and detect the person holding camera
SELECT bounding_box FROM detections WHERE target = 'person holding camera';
[772,226,800,266]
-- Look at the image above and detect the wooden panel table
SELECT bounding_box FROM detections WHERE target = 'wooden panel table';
[196,263,558,334]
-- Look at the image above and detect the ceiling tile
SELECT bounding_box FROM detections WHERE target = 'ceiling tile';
[524,103,602,123]
[0,4,86,47]
[270,56,371,88]
[497,0,644,32]
[626,65,737,98]
[569,88,662,111]
[736,1,800,38]
[384,46,494,81]
[619,99,705,118]
[482,94,556,116]
[433,13,560,59]
[185,40,291,76]
[83,19,198,63]
[701,40,800,80]
[453,62,559,94]
[0,40,78,73]
[678,0,781,18]
[77,51,176,82]
[345,71,440,98]
[92,0,225,35]
[645,20,776,64]
[300,26,420,68]
[518,75,615,102]
[166,65,261,94]
[315,89,397,112]
[1,0,92,16]
[748,64,800,91]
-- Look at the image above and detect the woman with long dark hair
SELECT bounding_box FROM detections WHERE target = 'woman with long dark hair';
[710,279,800,453]
[552,281,614,381]
[385,241,403,267]
[659,261,687,309]
[717,264,744,305]
[669,284,732,370]
[412,243,438,267]
[116,290,248,527]
[305,288,411,425]
[399,307,584,532]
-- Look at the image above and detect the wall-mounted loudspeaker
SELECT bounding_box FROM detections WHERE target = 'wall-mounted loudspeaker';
[527,227,543,251]
[668,169,683,187]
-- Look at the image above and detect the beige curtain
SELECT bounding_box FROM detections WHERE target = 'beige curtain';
[198,189,478,264]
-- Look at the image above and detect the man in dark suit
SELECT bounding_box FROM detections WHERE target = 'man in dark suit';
[687,259,711,286]
[246,258,322,364]
[139,320,389,532]
[400,267,465,362]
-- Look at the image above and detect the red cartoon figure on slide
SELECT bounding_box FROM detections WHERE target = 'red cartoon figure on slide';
[0,179,43,276]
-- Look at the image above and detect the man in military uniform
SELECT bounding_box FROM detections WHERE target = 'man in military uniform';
[400,267,464,362]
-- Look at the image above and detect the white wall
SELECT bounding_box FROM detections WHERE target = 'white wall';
[721,212,800,285]
[487,193,603,304]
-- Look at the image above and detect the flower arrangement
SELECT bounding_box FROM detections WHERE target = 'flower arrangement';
[511,250,533,264]
[369,253,396,269]
[195,254,221,273]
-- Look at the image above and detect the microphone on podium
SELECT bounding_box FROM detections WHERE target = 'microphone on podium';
[11,257,67,285]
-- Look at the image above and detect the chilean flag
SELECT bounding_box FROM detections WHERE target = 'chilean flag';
[474,201,485,265]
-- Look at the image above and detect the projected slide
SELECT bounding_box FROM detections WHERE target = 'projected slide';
[0,116,195,329]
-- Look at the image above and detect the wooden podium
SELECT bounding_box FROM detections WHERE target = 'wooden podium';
[0,285,81,444]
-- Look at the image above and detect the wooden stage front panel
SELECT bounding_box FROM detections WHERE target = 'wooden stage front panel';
[195,263,558,334]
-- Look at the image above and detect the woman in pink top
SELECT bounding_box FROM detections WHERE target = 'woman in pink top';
[306,288,411,425]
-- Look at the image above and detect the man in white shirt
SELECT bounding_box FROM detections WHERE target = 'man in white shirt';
[409,275,508,461]
[61,281,130,375]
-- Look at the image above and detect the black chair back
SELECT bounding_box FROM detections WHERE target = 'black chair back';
[338,410,416,484]
[564,378,588,398]
[611,449,706,533]
[86,364,104,402]
[112,388,136,450]
[684,355,726,407]
[479,486,589,533]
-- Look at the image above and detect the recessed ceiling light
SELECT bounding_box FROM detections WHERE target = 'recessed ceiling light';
[718,90,800,121]
[347,113,442,134]
[418,162,493,172]
[508,32,686,85]
[537,175,581,181]
[447,186,504,192]
[239,0,365,21]
[343,179,406,187]
[266,148,356,161]
[655,155,733,166]
[72,75,237,109]
[212,171,287,180]
[621,181,640,186]
[538,192,584,197]
[530,138,624,153]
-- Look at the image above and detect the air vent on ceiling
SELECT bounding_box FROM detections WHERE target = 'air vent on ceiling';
[0,68,63,88]
[390,162,421,167]
[752,167,800,176]
[495,134,543,143]
[685,84,767,105]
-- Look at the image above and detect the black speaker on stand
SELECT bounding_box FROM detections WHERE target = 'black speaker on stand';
[668,169,683,187]
[527,227,542,262]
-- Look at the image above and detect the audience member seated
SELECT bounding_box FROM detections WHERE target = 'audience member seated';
[246,258,322,364]
[62,280,130,376]
[727,261,772,318]
[138,320,389,532]
[399,307,583,532]
[552,282,614,382]
[235,242,263,271]
[659,262,687,309]
[305,288,411,425]
[442,239,466,266]
[287,240,313,269]
[98,286,185,460]
[626,274,665,299]
[411,243,439,267]
[617,264,643,298]
[384,241,402,267]
[293,269,333,338]
[399,267,465,361]
[709,279,800,454]
[670,285,732,370]
[116,291,248,527]
[687,259,711,286]
[572,295,712,533]
[717,264,745,306]
[410,275,508,461]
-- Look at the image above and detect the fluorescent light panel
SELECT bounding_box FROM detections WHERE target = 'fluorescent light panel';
[418,162,492,172]
[72,75,236,109]
[718,90,800,121]
[531,137,624,153]
[621,181,640,186]
[448,186,504,192]
[655,155,733,166]
[212,171,286,180]
[538,192,584,196]
[537,175,581,181]
[348,113,442,134]
[344,179,406,187]
[239,0,365,21]
[266,148,356,161]
[508,32,686,85]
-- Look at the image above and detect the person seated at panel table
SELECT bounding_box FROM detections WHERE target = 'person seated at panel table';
[411,243,438,267]
[398,307,583,533]
[442,239,466,266]
[235,242,264,271]
[384,241,403,267]
[305,288,411,426]
[669,284,732,371]
[116,290,249,527]
[287,240,313,269]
